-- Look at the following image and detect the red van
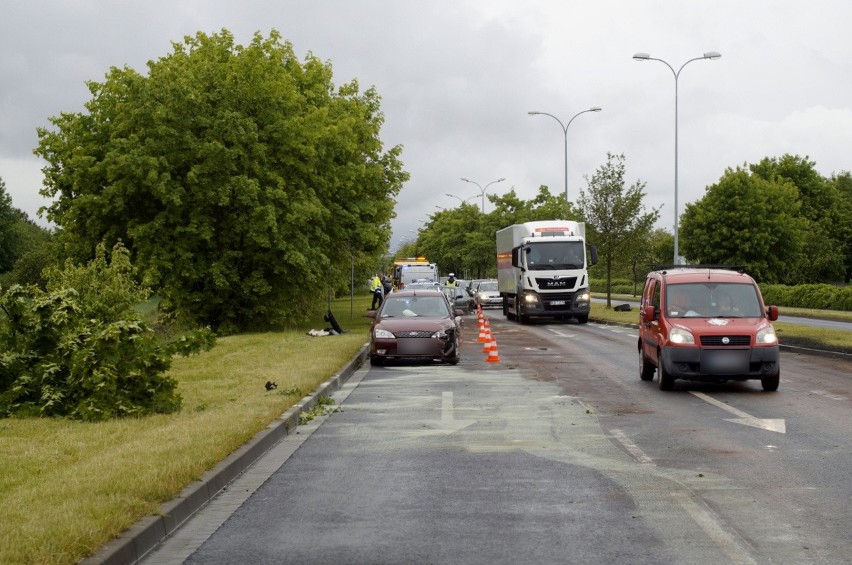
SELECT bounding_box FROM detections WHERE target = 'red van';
[638,266,780,391]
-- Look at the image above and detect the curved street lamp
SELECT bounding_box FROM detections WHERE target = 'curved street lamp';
[459,177,505,213]
[445,192,478,206]
[632,51,721,264]
[528,107,602,204]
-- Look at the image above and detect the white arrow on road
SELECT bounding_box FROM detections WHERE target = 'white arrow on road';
[690,391,786,434]
[440,391,477,434]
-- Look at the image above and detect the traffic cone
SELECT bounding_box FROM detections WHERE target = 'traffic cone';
[481,322,493,352]
[486,336,501,363]
[477,318,490,343]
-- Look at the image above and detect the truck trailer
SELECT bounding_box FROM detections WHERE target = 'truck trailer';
[496,220,597,323]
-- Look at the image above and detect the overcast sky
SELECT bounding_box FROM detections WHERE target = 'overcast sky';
[3,1,851,251]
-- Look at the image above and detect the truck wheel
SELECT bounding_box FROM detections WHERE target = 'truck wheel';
[576,314,589,324]
[639,347,655,381]
[761,371,780,392]
[658,355,674,391]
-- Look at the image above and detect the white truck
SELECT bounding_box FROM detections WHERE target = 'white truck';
[496,220,597,324]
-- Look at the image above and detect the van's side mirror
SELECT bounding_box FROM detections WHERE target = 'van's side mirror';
[642,305,657,323]
[767,305,779,321]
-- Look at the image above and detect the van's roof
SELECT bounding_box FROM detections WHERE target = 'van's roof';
[651,267,755,284]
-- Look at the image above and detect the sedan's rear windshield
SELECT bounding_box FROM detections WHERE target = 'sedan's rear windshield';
[665,282,763,318]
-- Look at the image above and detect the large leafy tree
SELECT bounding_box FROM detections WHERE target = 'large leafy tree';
[577,153,660,306]
[749,155,848,283]
[36,30,406,333]
[0,178,22,273]
[680,166,807,283]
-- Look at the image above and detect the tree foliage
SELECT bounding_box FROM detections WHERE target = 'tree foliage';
[679,157,839,284]
[413,186,574,279]
[0,242,214,420]
[36,29,407,333]
[577,153,660,304]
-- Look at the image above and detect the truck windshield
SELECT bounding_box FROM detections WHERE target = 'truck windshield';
[525,241,584,270]
[665,282,763,318]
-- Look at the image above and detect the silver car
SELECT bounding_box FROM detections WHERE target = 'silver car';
[474,280,502,309]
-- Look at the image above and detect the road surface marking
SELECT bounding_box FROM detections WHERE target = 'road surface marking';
[690,391,786,433]
[610,429,655,465]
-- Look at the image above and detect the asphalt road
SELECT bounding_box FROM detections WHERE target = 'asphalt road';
[140,311,852,565]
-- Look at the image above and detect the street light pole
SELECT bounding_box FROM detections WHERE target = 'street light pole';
[632,51,721,264]
[459,177,506,213]
[444,193,478,206]
[528,107,602,204]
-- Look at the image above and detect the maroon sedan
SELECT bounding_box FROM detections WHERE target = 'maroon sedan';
[367,289,464,366]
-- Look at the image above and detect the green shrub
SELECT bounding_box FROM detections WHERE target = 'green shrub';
[760,283,852,311]
[0,242,215,421]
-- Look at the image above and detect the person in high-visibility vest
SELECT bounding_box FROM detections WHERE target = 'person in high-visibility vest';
[369,272,384,310]
[445,273,458,287]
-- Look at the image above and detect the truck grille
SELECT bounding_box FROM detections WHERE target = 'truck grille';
[535,277,578,290]
[700,335,751,346]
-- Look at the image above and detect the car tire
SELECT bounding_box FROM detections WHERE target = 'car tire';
[658,354,674,391]
[761,371,780,392]
[369,355,384,367]
[444,337,460,365]
[639,346,655,381]
[576,314,589,324]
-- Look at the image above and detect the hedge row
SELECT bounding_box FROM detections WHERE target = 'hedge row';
[760,284,852,311]
[590,278,851,311]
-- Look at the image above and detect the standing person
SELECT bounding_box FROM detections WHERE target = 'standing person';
[369,272,384,310]
[382,274,393,296]
[446,273,458,287]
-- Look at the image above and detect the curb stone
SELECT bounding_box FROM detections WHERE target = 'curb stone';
[81,343,370,565]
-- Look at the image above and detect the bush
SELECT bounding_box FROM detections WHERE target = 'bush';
[760,283,852,311]
[0,242,215,421]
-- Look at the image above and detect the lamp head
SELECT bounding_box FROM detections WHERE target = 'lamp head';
[632,52,651,61]
[590,107,602,112]
[703,51,722,60]
[527,111,540,115]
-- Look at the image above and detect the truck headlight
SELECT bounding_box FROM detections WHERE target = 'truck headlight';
[669,327,694,345]
[576,291,590,303]
[523,292,541,307]
[756,326,778,345]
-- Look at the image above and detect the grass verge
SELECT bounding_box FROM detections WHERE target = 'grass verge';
[0,294,374,565]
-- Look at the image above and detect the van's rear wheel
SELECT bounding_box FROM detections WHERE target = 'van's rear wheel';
[639,348,655,381]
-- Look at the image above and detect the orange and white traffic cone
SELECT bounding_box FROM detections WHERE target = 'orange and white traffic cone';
[477,318,491,343]
[481,322,493,353]
[485,336,501,363]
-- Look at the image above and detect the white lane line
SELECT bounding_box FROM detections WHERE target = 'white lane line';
[672,491,758,565]
[690,392,786,434]
[810,389,847,401]
[548,329,576,338]
[610,429,655,465]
